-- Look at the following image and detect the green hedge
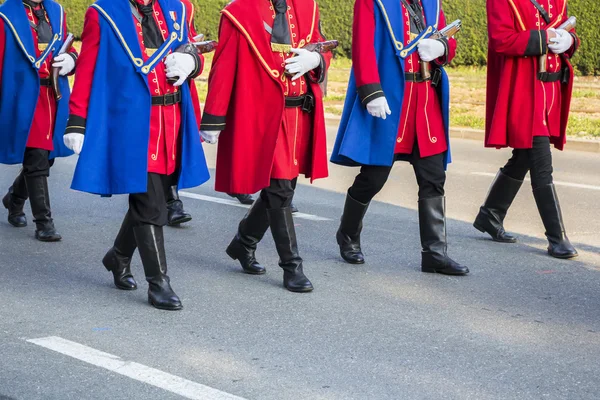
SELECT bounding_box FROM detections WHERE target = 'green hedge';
[9,0,598,75]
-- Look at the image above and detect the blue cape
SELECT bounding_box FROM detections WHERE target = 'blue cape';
[0,0,73,164]
[330,0,452,169]
[71,0,210,195]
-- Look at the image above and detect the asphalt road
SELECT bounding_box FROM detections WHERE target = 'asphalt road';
[1,131,599,400]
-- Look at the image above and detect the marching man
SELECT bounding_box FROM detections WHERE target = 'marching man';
[474,0,579,259]
[331,0,469,275]
[64,0,210,310]
[0,0,76,241]
[200,0,331,292]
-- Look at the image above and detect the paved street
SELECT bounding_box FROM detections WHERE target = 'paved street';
[1,129,600,400]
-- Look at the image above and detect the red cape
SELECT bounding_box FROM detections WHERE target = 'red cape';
[485,0,576,151]
[208,0,329,194]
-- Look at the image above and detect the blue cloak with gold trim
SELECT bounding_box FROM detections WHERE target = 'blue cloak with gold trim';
[70,0,209,195]
[330,0,452,169]
[0,0,72,164]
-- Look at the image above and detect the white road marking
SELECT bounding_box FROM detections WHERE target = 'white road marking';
[471,172,600,191]
[26,336,247,400]
[179,191,332,221]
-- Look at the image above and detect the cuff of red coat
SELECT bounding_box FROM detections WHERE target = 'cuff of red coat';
[65,114,86,135]
[358,83,385,106]
[67,51,78,76]
[524,30,548,57]
[569,32,580,55]
[308,54,326,84]
[200,113,226,131]
[433,38,450,67]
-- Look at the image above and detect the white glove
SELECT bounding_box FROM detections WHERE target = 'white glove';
[63,133,84,155]
[285,48,321,81]
[165,53,196,86]
[52,53,75,76]
[366,97,391,120]
[200,130,220,144]
[548,28,574,55]
[417,39,445,62]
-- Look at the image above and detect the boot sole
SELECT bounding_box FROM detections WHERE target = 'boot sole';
[167,216,192,226]
[35,235,62,242]
[473,222,517,243]
[548,251,579,259]
[422,266,469,276]
[340,253,365,265]
[226,245,266,275]
[148,297,183,311]
[285,285,314,293]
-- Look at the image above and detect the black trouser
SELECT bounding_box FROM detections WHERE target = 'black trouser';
[500,136,553,189]
[348,147,446,204]
[259,178,297,209]
[129,173,174,226]
[10,148,51,198]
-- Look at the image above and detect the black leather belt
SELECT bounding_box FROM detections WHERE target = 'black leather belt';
[151,91,181,106]
[285,94,315,113]
[404,72,431,83]
[285,95,306,108]
[538,70,564,83]
[40,78,51,87]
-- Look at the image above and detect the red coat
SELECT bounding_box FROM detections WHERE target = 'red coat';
[201,0,330,194]
[485,0,580,150]
[0,4,76,152]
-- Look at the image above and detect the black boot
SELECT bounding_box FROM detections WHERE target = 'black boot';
[268,207,313,292]
[533,183,578,259]
[2,171,28,227]
[102,212,138,290]
[227,193,255,205]
[134,224,182,310]
[226,197,269,274]
[419,196,469,276]
[473,170,523,243]
[336,192,369,264]
[290,202,299,213]
[25,175,61,242]
[167,186,192,226]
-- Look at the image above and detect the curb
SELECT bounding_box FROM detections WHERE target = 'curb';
[325,115,600,154]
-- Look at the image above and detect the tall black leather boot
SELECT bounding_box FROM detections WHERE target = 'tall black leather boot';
[268,207,313,292]
[25,174,61,242]
[166,186,192,226]
[473,169,523,243]
[102,212,138,290]
[419,196,469,275]
[2,170,28,227]
[134,224,182,310]
[336,192,369,264]
[226,197,269,274]
[533,183,578,259]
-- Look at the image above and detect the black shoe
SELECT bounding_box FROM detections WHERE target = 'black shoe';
[226,198,269,274]
[102,212,138,290]
[167,186,192,226]
[533,183,578,259]
[473,169,522,243]
[336,192,369,264]
[134,224,182,310]
[419,197,469,276]
[268,207,313,292]
[228,193,255,205]
[26,175,61,242]
[3,188,27,227]
[290,202,299,213]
